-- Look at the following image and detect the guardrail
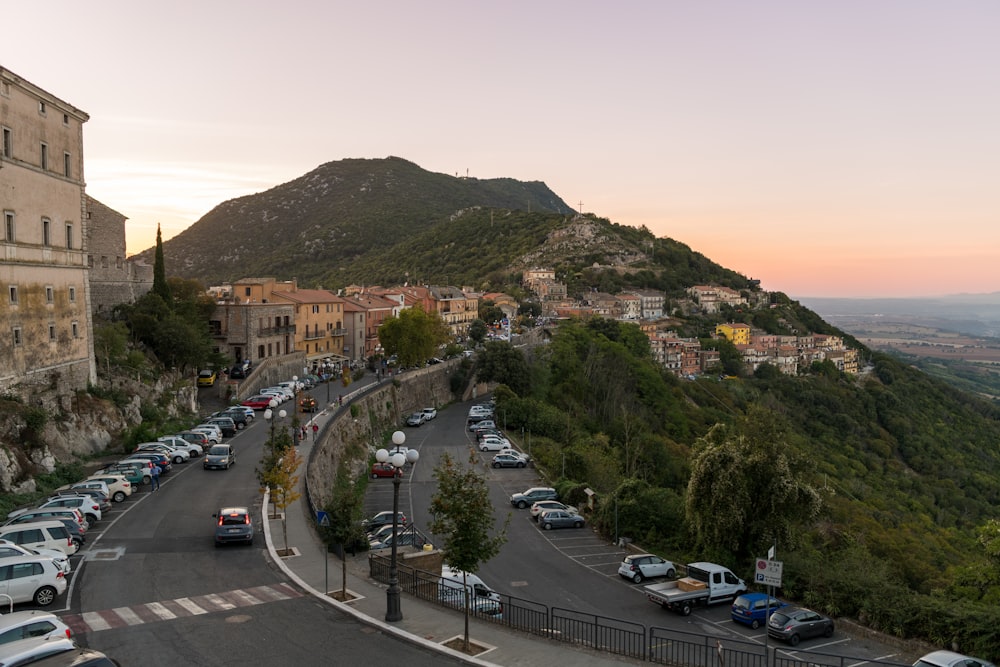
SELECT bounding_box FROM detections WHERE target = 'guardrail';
[369,554,910,667]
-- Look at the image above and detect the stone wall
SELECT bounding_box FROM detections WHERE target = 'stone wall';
[305,360,464,512]
[85,196,153,316]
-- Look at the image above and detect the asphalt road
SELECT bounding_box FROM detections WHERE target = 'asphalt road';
[56,383,467,666]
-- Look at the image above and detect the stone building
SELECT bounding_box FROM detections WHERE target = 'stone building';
[1,66,95,395]
[85,196,152,316]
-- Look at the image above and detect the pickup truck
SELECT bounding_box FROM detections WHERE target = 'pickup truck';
[644,561,746,615]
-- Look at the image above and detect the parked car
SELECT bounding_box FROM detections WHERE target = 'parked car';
[497,447,528,462]
[120,454,171,476]
[529,501,577,521]
[98,463,148,486]
[914,651,996,667]
[766,606,834,645]
[538,510,585,530]
[421,407,437,421]
[370,463,402,479]
[0,554,67,606]
[492,453,527,468]
[174,431,211,450]
[136,442,189,464]
[34,496,101,525]
[405,412,425,427]
[0,520,80,555]
[213,507,254,547]
[731,592,788,629]
[510,487,558,509]
[241,395,276,410]
[369,528,430,550]
[0,610,72,646]
[5,508,87,532]
[49,489,111,514]
[0,636,77,666]
[193,424,223,441]
[363,511,407,532]
[83,474,133,503]
[204,416,237,437]
[203,444,235,470]
[299,396,317,413]
[197,369,217,387]
[469,420,496,432]
[0,539,72,573]
[15,645,119,666]
[479,437,510,452]
[617,554,676,583]
[224,405,255,421]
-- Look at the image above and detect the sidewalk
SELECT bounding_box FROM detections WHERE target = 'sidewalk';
[262,393,639,667]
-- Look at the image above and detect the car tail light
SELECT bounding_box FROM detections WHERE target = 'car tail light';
[217,515,225,526]
[56,571,65,579]
[64,628,72,639]
[243,514,250,525]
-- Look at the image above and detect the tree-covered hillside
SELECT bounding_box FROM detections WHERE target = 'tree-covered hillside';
[481,319,1000,655]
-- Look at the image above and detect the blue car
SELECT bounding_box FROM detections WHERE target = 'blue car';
[731,592,787,629]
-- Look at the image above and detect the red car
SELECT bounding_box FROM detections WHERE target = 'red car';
[370,463,403,479]
[242,395,275,410]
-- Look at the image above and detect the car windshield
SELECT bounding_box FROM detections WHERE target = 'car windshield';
[220,513,247,525]
[208,446,229,455]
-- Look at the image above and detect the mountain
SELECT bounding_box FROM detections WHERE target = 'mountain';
[138,156,575,287]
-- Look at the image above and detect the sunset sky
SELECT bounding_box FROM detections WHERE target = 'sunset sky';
[4,1,998,298]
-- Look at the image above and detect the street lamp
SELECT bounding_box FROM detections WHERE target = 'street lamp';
[263,399,286,441]
[375,430,419,622]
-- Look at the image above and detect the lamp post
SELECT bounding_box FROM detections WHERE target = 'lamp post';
[263,399,286,442]
[375,430,419,622]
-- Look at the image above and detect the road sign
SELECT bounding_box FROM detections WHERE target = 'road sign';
[316,511,330,527]
[755,558,783,587]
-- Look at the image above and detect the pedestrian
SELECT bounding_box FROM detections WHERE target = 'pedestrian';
[338,395,343,407]
[151,464,161,491]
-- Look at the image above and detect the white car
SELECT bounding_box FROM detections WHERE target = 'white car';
[529,500,578,521]
[0,540,71,575]
[0,554,67,606]
[617,553,676,583]
[84,474,133,503]
[33,496,102,524]
[136,442,189,464]
[498,447,529,462]
[0,610,73,645]
[421,407,437,421]
[158,435,204,458]
[478,437,510,452]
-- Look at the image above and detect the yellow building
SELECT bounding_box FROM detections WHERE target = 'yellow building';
[715,323,751,346]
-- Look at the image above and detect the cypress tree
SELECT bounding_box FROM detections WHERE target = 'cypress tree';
[152,223,172,305]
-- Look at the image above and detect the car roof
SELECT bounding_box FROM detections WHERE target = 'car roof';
[218,507,248,515]
[917,652,993,667]
[0,609,61,631]
[0,636,76,665]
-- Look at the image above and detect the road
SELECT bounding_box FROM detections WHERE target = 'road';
[53,381,467,666]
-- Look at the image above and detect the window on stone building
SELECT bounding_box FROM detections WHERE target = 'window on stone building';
[8,286,17,305]
[65,223,73,249]
[245,287,252,297]
[45,286,53,303]
[38,101,46,115]
[42,218,51,246]
[64,152,71,178]
[40,143,48,170]
[3,211,13,241]
[71,321,79,338]
[69,286,76,303]
[116,256,122,269]
[101,256,108,269]
[87,255,94,268]
[1,128,10,159]
[62,113,69,125]
[48,324,56,341]
[12,328,22,347]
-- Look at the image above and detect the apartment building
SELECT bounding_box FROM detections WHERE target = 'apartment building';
[1,67,95,395]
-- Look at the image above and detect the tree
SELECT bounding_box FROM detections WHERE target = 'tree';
[259,442,302,555]
[320,462,368,600]
[378,306,450,367]
[476,340,530,395]
[429,452,509,652]
[152,223,171,304]
[478,302,504,326]
[467,319,487,347]
[685,404,821,562]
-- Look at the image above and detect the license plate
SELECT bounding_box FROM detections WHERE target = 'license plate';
[228,528,242,533]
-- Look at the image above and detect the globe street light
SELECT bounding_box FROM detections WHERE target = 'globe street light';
[375,430,419,622]
[264,399,286,441]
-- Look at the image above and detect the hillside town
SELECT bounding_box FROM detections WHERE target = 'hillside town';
[1,66,857,404]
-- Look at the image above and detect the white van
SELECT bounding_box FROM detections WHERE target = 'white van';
[438,565,501,609]
[0,521,78,557]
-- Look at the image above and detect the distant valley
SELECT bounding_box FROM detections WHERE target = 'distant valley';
[799,293,1000,399]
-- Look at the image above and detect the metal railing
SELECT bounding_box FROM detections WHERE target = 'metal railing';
[368,554,911,667]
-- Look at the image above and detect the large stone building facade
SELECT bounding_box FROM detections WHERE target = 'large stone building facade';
[85,196,152,316]
[1,67,95,395]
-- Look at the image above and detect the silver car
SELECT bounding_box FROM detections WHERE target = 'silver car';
[538,510,585,530]
[203,445,235,470]
[214,507,253,546]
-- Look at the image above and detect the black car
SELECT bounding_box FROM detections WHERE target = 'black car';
[767,606,834,645]
[212,409,248,430]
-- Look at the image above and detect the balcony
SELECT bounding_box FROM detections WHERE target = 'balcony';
[303,331,326,341]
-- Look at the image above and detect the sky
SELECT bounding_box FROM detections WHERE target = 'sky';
[4,1,999,298]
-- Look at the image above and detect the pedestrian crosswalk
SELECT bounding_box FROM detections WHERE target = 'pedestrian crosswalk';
[61,583,303,635]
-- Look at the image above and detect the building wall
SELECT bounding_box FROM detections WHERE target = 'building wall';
[1,67,95,395]
[85,196,152,315]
